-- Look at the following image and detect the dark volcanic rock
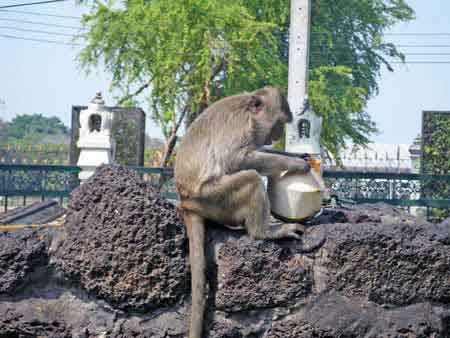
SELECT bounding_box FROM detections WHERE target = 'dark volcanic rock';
[266,293,448,338]
[215,237,312,312]
[208,320,244,338]
[52,165,188,311]
[0,308,71,338]
[310,202,421,225]
[0,229,50,294]
[323,221,450,306]
[1,167,450,338]
[343,202,420,224]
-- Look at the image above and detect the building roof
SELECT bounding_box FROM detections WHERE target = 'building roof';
[325,143,413,172]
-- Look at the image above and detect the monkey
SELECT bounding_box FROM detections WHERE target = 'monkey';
[174,86,326,338]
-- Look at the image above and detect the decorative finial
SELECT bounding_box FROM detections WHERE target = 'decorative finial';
[91,92,105,105]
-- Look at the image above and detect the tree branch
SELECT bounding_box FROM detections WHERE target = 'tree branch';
[161,105,189,168]
[117,78,152,105]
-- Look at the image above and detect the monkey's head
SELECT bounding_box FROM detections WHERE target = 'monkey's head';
[249,87,293,146]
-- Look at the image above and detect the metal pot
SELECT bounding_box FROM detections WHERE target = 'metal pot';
[268,170,324,222]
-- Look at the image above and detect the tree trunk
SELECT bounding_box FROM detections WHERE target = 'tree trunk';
[157,106,189,190]
[161,133,177,168]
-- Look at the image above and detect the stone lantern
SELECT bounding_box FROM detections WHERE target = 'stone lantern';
[286,96,322,156]
[77,92,115,181]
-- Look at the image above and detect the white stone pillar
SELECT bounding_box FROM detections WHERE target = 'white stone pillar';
[286,0,322,160]
[77,92,115,182]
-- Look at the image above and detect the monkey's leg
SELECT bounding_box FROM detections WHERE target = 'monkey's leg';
[183,211,206,338]
[199,170,304,240]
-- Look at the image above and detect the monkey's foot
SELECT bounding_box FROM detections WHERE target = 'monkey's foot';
[270,216,305,233]
[267,222,305,240]
[270,223,327,252]
[268,217,326,251]
[279,223,306,240]
[223,223,245,230]
[298,226,327,253]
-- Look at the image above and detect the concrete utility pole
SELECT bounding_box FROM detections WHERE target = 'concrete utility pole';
[286,0,322,159]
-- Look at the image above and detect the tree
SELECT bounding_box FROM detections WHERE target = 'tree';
[421,111,450,220]
[0,119,7,143]
[78,0,414,163]
[307,0,414,156]
[7,114,69,142]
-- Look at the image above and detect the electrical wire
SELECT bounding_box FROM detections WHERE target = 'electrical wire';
[0,16,82,29]
[0,8,81,19]
[0,0,69,10]
[311,32,450,36]
[396,45,450,48]
[1,25,450,64]
[0,32,82,45]
[2,32,450,64]
[0,25,77,36]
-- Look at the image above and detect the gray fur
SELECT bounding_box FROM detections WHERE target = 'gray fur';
[175,87,314,338]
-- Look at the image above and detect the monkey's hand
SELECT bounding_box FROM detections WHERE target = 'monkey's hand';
[287,158,311,174]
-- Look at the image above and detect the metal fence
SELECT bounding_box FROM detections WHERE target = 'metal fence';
[323,171,450,207]
[0,164,79,212]
[1,164,450,220]
[0,164,176,212]
[323,171,450,221]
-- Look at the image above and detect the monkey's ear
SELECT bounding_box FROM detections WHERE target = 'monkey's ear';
[249,95,264,115]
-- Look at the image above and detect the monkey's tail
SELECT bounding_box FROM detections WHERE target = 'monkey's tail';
[184,211,206,338]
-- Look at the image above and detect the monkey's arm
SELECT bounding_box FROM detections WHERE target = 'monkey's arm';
[241,150,310,176]
[259,147,310,160]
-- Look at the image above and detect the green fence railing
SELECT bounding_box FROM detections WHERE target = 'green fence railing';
[129,166,177,200]
[0,164,80,211]
[1,165,450,220]
[0,164,176,212]
[323,171,450,220]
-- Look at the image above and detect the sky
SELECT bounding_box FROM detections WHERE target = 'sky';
[0,0,450,144]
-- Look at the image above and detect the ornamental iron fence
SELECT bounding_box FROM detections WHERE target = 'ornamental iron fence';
[0,164,176,212]
[0,164,80,212]
[1,165,449,221]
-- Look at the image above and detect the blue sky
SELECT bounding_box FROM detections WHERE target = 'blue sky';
[1,0,450,144]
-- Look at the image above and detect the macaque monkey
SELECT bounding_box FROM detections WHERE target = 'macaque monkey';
[175,87,323,338]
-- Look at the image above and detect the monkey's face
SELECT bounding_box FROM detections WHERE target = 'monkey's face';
[256,117,285,146]
[279,93,293,124]
[267,93,292,144]
[270,120,285,143]
[250,87,292,146]
[252,116,275,146]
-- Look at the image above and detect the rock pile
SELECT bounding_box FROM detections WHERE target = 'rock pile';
[0,165,449,338]
[0,228,50,294]
[52,165,188,311]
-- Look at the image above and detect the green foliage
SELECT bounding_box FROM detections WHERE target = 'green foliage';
[307,0,413,158]
[7,114,69,143]
[78,0,414,158]
[0,119,7,142]
[309,66,374,156]
[78,0,285,139]
[310,0,414,97]
[423,112,450,175]
[421,112,450,220]
[112,116,139,166]
[0,141,69,164]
